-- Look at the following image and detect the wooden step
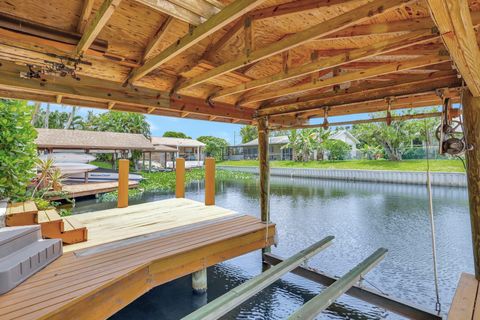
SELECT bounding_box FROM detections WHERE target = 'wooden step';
[5,201,38,226]
[59,217,88,245]
[37,209,64,237]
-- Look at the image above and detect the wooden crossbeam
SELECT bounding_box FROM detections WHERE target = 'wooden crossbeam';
[108,101,116,109]
[426,0,480,97]
[135,0,202,25]
[242,55,450,105]
[56,95,63,104]
[142,17,174,62]
[0,59,253,121]
[182,236,334,320]
[287,248,387,320]
[76,0,122,56]
[211,29,437,100]
[77,0,95,33]
[126,0,266,84]
[258,72,460,116]
[176,0,415,91]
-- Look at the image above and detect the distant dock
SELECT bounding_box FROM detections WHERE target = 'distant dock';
[47,181,139,200]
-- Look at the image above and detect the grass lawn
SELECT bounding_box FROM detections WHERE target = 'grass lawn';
[217,159,466,173]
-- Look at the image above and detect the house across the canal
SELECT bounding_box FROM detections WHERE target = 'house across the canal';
[150,136,206,167]
[226,130,359,161]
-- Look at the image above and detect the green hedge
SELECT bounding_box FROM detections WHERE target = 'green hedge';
[0,100,37,200]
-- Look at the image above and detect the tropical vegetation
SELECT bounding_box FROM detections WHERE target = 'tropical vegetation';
[0,100,38,200]
[163,131,191,139]
[197,136,229,160]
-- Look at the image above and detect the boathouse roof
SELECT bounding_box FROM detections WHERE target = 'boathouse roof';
[151,137,206,148]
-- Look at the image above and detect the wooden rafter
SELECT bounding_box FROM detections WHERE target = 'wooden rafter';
[76,0,122,56]
[126,0,267,84]
[77,0,95,33]
[176,0,416,92]
[142,17,174,62]
[242,55,451,105]
[258,71,460,117]
[167,0,220,19]
[426,0,480,96]
[201,0,351,60]
[211,29,437,100]
[135,0,202,25]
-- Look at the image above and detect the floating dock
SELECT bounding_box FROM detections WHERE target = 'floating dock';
[0,198,275,319]
[47,181,139,200]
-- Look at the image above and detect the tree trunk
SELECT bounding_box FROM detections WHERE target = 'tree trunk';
[31,102,40,125]
[44,103,50,128]
[64,106,77,129]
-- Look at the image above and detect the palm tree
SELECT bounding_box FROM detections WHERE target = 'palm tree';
[284,129,318,161]
[64,106,78,129]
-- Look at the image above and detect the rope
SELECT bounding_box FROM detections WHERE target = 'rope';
[424,119,442,314]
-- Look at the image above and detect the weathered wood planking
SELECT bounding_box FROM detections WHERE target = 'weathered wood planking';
[47,181,139,200]
[0,198,275,320]
[448,273,479,319]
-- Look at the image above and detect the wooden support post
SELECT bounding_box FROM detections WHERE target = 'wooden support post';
[192,268,208,294]
[175,158,185,198]
[149,151,152,173]
[182,236,334,320]
[287,248,388,320]
[258,117,270,253]
[205,157,215,206]
[117,159,129,208]
[142,152,145,171]
[462,89,480,279]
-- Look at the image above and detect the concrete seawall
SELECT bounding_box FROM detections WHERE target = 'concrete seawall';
[218,166,467,187]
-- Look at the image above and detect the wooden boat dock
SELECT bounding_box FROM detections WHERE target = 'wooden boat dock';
[47,181,139,200]
[0,198,275,319]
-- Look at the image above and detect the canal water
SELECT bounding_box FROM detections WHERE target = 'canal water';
[74,175,472,320]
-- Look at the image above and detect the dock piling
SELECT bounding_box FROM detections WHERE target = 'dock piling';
[205,157,215,206]
[176,158,185,198]
[117,159,129,208]
[192,268,208,294]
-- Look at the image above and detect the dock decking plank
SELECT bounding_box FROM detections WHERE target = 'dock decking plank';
[448,273,479,319]
[0,198,275,320]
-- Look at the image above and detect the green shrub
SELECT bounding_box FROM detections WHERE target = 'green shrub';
[324,140,352,160]
[0,100,37,200]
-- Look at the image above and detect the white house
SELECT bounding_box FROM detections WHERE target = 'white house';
[150,137,206,168]
[226,130,359,161]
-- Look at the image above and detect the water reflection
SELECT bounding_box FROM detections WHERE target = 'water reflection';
[74,176,472,319]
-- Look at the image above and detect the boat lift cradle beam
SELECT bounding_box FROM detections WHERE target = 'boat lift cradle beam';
[182,236,334,320]
[264,253,442,320]
[287,248,387,320]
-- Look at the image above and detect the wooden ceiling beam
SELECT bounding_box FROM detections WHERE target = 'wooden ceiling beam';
[242,54,450,105]
[135,0,203,25]
[176,0,416,92]
[77,0,95,33]
[126,0,267,84]
[426,0,480,96]
[167,0,220,19]
[250,0,349,20]
[75,0,122,56]
[257,72,460,117]
[0,59,252,121]
[142,17,175,63]
[211,29,437,100]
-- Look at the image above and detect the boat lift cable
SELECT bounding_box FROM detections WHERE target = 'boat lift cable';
[424,119,442,314]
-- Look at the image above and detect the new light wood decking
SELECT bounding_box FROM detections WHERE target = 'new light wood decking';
[449,273,480,319]
[0,198,275,320]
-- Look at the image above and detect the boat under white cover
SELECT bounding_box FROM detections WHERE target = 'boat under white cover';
[52,163,98,175]
[39,153,96,164]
